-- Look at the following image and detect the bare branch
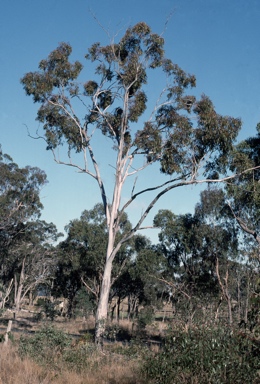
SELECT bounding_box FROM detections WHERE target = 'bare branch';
[227,201,260,244]
[81,276,99,299]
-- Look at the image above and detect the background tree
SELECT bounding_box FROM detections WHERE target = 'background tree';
[0,146,61,311]
[21,22,251,343]
[0,145,46,242]
[154,188,240,325]
[199,181,260,327]
[10,220,60,312]
[111,235,165,323]
[54,203,133,316]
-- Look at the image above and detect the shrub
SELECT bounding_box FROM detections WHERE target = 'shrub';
[19,325,72,366]
[63,342,98,372]
[142,325,260,384]
[18,325,100,373]
[137,306,155,330]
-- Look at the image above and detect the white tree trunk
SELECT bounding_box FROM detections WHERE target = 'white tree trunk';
[95,257,113,344]
[14,258,26,312]
[0,279,13,310]
[4,320,12,346]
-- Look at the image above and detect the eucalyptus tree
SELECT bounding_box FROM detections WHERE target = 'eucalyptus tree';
[21,22,250,342]
[0,146,46,307]
[154,209,219,319]
[194,186,259,325]
[112,235,165,321]
[0,146,46,241]
[10,220,61,311]
[154,188,240,324]
[226,124,260,250]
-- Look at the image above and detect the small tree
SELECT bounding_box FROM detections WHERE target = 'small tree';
[21,22,252,343]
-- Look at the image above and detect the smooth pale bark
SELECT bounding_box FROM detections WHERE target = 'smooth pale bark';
[94,137,127,344]
[0,279,13,310]
[3,320,12,346]
[95,257,113,344]
[215,257,233,325]
[14,258,26,312]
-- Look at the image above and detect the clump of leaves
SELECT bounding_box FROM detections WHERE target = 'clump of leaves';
[142,325,260,384]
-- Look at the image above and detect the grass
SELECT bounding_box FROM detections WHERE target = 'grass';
[0,343,143,384]
[0,312,145,384]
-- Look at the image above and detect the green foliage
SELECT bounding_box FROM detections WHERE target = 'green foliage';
[21,22,241,175]
[225,124,260,246]
[142,325,260,384]
[54,203,134,306]
[42,299,59,321]
[62,342,98,373]
[19,326,72,366]
[74,288,95,318]
[137,306,155,330]
[18,325,100,373]
[248,277,260,336]
[0,146,47,230]
[0,147,60,312]
[104,323,121,341]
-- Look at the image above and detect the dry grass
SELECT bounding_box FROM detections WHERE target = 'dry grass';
[0,344,143,384]
[0,310,148,383]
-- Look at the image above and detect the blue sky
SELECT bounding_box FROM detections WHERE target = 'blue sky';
[1,0,260,242]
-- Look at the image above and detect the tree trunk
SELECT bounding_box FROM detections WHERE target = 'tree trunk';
[244,277,250,324]
[14,257,26,312]
[95,258,113,345]
[0,279,13,310]
[15,281,23,312]
[116,296,121,322]
[227,293,233,326]
[4,320,12,346]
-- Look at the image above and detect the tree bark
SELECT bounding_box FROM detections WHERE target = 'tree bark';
[95,257,113,345]
[215,257,233,325]
[0,279,13,310]
[14,258,26,312]
[4,320,12,346]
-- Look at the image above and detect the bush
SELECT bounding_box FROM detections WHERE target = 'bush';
[19,325,72,366]
[18,325,100,373]
[137,306,155,330]
[142,325,260,384]
[63,341,97,372]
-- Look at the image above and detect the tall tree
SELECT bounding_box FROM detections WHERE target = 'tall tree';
[21,22,253,343]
